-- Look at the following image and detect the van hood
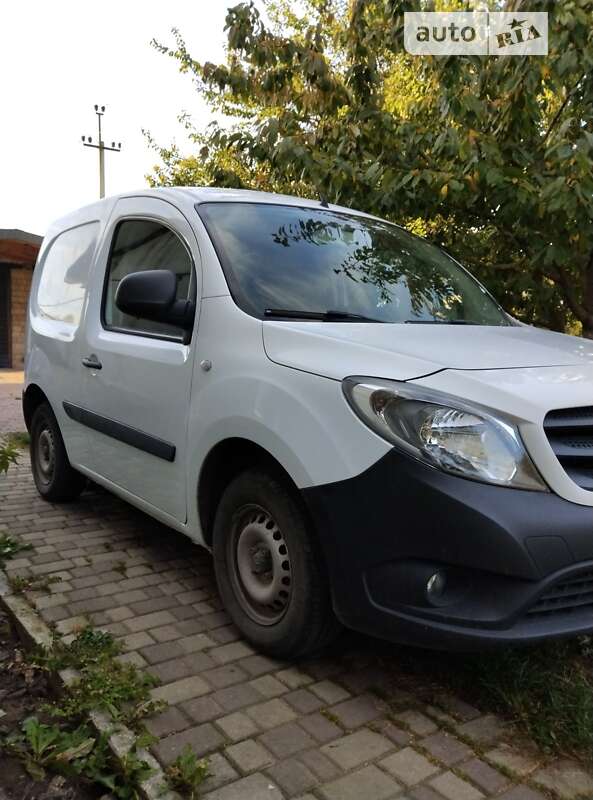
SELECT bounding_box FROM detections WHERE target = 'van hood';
[262,321,593,381]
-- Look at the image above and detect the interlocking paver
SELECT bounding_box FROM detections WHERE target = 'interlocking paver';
[319,764,399,800]
[430,771,485,800]
[259,722,315,759]
[421,730,472,765]
[250,675,287,698]
[245,698,297,730]
[213,683,263,712]
[486,744,540,777]
[203,663,249,689]
[298,749,340,782]
[211,641,255,664]
[226,739,274,773]
[532,759,593,799]
[154,722,225,764]
[216,711,260,742]
[457,714,507,746]
[267,758,317,797]
[459,758,511,795]
[2,453,591,800]
[329,694,383,729]
[393,709,438,736]
[151,674,210,704]
[322,729,392,770]
[196,752,239,795]
[284,688,324,714]
[202,772,283,800]
[310,680,350,705]
[145,705,190,738]
[380,746,440,785]
[184,695,225,724]
[298,712,342,743]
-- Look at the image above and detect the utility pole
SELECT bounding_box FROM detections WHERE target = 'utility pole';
[81,105,122,199]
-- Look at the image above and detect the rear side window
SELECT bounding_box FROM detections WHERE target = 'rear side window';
[37,222,99,325]
[103,219,193,339]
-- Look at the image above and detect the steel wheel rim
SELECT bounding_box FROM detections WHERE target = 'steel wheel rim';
[229,504,292,626]
[36,427,55,486]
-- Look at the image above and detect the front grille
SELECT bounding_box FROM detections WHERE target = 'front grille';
[543,406,593,491]
[528,570,593,617]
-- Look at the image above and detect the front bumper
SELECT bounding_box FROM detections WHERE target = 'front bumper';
[302,448,593,650]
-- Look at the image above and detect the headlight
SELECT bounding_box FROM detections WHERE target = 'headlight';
[343,377,547,491]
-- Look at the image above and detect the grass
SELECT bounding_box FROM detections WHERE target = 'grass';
[388,636,593,761]
[459,640,593,757]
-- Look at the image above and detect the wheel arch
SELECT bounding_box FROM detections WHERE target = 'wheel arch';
[22,383,50,431]
[197,437,303,547]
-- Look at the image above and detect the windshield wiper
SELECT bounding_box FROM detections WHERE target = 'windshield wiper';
[264,308,384,323]
[404,319,479,325]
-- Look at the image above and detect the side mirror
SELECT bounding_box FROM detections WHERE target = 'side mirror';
[114,269,195,331]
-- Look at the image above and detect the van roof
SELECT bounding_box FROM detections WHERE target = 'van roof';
[46,187,376,236]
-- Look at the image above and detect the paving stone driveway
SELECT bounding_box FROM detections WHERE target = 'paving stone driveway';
[0,370,25,433]
[2,454,593,800]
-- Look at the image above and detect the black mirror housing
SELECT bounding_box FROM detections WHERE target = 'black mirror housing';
[114,269,195,331]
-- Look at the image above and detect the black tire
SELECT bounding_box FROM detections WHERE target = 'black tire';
[212,468,340,658]
[30,402,86,502]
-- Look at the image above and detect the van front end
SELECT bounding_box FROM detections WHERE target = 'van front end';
[303,366,593,650]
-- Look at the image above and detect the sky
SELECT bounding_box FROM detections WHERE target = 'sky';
[0,0,233,236]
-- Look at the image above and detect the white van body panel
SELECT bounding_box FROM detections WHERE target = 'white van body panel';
[184,296,391,539]
[263,320,593,382]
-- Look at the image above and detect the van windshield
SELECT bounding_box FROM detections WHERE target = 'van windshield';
[197,202,510,326]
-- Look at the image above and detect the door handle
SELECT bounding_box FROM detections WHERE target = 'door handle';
[82,355,102,370]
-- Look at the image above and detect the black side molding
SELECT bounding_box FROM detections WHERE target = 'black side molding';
[63,401,176,462]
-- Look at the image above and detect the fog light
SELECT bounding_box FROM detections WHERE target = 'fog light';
[426,571,446,603]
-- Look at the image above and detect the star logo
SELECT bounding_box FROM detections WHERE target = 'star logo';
[509,18,526,28]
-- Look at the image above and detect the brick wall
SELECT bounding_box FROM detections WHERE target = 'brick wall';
[10,266,33,368]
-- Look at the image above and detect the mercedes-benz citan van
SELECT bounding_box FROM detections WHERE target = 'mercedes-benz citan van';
[24,188,593,656]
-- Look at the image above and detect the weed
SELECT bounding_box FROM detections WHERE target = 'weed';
[165,745,209,799]
[0,533,33,567]
[0,438,19,474]
[6,431,30,450]
[2,716,153,799]
[30,627,164,725]
[113,561,127,576]
[9,574,62,595]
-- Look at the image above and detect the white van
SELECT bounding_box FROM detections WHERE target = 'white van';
[24,188,593,656]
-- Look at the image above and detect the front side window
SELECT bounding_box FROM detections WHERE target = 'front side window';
[37,222,99,326]
[104,219,193,338]
[198,202,509,326]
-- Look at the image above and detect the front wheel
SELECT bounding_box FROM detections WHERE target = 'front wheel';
[30,402,86,502]
[212,469,340,658]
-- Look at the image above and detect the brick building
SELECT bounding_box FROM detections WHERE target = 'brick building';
[0,230,42,368]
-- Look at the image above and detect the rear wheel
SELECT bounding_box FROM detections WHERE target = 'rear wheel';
[30,402,86,502]
[213,469,340,658]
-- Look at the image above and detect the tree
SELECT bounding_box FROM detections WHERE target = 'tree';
[148,0,593,335]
